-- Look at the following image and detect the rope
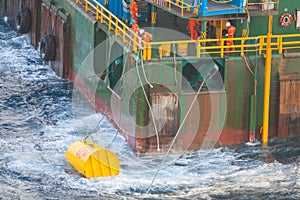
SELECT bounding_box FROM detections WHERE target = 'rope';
[146,68,217,194]
[75,73,151,124]
[245,8,250,38]
[84,114,105,141]
[140,50,153,88]
[242,56,254,76]
[243,38,259,77]
[136,50,160,152]
[105,130,119,148]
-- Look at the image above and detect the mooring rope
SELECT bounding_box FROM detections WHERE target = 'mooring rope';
[136,50,160,152]
[140,50,154,89]
[242,56,254,76]
[146,69,217,194]
[84,114,105,140]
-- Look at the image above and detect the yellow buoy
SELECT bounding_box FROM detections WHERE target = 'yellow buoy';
[66,140,120,178]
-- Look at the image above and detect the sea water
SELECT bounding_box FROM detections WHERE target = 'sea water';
[0,18,300,200]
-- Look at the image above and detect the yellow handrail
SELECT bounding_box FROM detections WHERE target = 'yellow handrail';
[146,33,300,59]
[76,0,143,52]
[149,0,198,16]
[165,0,195,16]
[75,0,300,60]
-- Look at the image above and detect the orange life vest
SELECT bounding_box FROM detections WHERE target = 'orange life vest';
[227,26,236,38]
[142,31,153,42]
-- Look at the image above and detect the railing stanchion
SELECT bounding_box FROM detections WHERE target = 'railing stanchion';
[85,0,89,11]
[220,39,224,58]
[278,36,283,54]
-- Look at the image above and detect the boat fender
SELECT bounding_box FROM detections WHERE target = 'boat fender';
[40,34,56,61]
[15,7,31,33]
[280,13,293,27]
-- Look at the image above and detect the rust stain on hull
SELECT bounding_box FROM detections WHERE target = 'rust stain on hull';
[278,73,300,138]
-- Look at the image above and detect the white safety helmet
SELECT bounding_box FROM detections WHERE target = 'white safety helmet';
[139,29,145,35]
[226,21,231,27]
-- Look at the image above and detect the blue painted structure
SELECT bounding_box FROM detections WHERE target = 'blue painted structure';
[174,0,245,16]
[108,0,123,19]
[122,0,130,22]
[89,0,150,23]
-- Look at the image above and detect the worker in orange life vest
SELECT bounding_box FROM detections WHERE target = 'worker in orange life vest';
[188,19,201,40]
[140,29,153,42]
[225,21,236,51]
[130,0,139,23]
[131,21,140,34]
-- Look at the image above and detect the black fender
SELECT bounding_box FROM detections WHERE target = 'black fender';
[40,34,56,61]
[15,7,31,34]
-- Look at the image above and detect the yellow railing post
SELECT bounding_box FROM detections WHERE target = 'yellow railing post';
[278,35,283,54]
[147,44,152,60]
[133,34,138,53]
[241,39,245,57]
[96,4,99,20]
[187,5,190,11]
[159,46,163,59]
[143,43,151,60]
[220,39,224,58]
[85,0,89,12]
[259,36,264,54]
[109,15,112,30]
[197,41,201,58]
[115,21,120,35]
[100,8,104,23]
[262,15,273,145]
[122,27,127,43]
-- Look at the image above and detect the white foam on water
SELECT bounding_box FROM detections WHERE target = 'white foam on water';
[0,17,300,200]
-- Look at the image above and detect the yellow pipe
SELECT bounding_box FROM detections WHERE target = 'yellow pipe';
[262,15,273,144]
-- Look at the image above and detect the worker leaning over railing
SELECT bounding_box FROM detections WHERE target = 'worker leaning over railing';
[140,29,153,42]
[129,18,153,55]
[139,29,153,60]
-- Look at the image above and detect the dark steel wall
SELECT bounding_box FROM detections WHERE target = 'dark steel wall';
[1,0,71,78]
[41,2,70,77]
[2,0,40,47]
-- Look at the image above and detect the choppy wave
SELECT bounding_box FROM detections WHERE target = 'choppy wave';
[0,18,299,200]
